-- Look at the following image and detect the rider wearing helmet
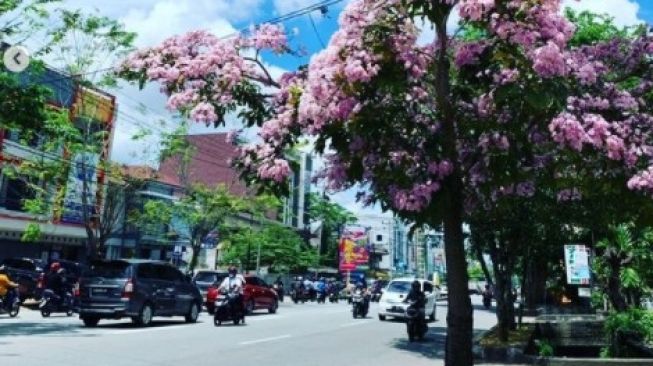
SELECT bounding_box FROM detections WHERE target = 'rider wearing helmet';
[0,265,18,305]
[45,262,66,300]
[218,266,246,317]
[405,280,426,310]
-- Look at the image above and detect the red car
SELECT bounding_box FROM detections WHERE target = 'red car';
[206,275,278,315]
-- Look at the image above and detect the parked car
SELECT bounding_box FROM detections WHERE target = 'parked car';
[377,278,438,321]
[192,270,227,299]
[78,259,203,327]
[1,257,45,301]
[206,275,278,315]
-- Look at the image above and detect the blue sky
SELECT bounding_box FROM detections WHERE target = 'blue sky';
[41,0,653,216]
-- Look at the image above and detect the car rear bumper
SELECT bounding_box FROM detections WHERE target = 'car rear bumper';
[79,300,137,318]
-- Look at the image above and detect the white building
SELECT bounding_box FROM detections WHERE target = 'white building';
[356,214,394,271]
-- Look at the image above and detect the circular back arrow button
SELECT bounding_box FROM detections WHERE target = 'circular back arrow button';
[3,45,30,73]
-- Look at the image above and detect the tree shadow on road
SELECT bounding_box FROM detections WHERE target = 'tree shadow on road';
[389,326,488,360]
[0,321,91,338]
[96,319,204,329]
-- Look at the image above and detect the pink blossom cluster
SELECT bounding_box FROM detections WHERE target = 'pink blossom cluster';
[628,168,653,193]
[249,24,288,54]
[121,24,288,125]
[455,41,487,67]
[556,188,582,202]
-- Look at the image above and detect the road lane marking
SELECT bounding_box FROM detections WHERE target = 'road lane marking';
[239,334,291,345]
[339,321,372,328]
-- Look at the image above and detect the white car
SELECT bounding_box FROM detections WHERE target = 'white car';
[378,278,438,321]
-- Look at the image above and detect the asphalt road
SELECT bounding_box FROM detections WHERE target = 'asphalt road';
[0,296,497,366]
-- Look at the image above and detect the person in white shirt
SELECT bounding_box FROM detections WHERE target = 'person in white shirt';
[218,266,246,318]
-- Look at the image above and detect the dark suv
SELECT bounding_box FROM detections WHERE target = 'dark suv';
[78,260,203,327]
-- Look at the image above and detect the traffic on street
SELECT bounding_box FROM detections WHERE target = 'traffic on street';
[0,293,496,366]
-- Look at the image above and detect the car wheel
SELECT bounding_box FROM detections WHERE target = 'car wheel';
[40,308,51,317]
[379,314,386,321]
[268,299,278,314]
[234,317,241,325]
[246,300,255,315]
[82,317,100,327]
[133,303,153,327]
[185,302,200,323]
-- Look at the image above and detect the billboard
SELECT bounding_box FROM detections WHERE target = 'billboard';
[564,244,591,285]
[61,153,99,224]
[339,225,370,272]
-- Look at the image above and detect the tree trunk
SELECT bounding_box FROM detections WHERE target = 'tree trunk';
[523,256,547,310]
[189,236,202,272]
[607,261,627,311]
[433,9,473,366]
[475,244,493,287]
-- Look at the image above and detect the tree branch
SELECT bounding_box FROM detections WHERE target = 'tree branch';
[243,57,280,88]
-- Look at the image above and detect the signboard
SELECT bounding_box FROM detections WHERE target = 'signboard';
[339,225,370,272]
[564,244,591,285]
[61,153,99,224]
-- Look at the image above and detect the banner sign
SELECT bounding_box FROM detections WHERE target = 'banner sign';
[61,153,99,224]
[339,225,370,272]
[564,244,591,285]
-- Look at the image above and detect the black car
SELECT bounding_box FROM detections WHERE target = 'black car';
[192,270,227,298]
[78,259,203,327]
[1,258,45,301]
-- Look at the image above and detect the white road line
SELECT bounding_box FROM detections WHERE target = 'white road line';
[339,320,372,328]
[246,315,287,322]
[239,334,292,345]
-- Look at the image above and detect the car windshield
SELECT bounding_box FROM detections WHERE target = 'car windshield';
[386,281,412,293]
[195,272,221,282]
[85,261,130,279]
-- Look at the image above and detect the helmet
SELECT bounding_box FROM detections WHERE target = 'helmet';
[0,265,6,274]
[228,266,237,276]
[411,280,420,292]
[50,262,61,272]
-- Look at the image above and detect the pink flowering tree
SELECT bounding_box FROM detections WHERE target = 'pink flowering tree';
[120,1,653,364]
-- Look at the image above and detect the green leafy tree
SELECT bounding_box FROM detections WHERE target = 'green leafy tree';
[221,223,318,273]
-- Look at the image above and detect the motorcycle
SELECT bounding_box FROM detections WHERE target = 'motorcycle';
[482,291,492,309]
[291,287,310,304]
[39,289,74,317]
[213,289,245,326]
[329,291,339,303]
[351,290,368,319]
[371,290,382,303]
[0,288,20,318]
[406,301,427,342]
[316,291,327,304]
[273,284,284,302]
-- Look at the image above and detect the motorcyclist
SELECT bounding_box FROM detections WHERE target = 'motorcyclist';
[218,266,246,318]
[45,262,67,303]
[0,265,19,307]
[274,276,284,302]
[354,281,370,314]
[405,280,426,323]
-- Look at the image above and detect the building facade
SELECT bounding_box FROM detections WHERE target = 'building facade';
[0,67,115,262]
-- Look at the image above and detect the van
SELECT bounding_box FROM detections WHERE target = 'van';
[78,259,203,327]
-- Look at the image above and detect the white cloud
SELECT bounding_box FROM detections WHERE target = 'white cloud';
[119,0,250,47]
[562,0,644,27]
[273,0,309,15]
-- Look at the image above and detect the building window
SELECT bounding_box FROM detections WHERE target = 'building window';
[0,175,37,211]
[376,234,383,242]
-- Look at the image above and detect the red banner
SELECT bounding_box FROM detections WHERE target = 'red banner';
[338,226,369,272]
